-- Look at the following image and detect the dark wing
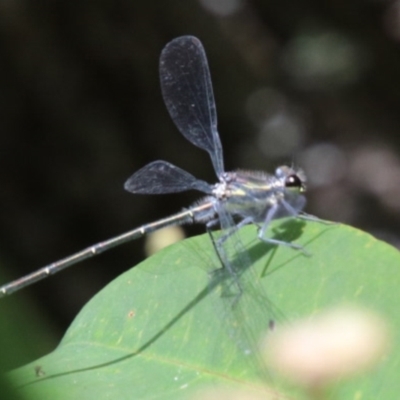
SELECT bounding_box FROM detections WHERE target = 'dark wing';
[124,160,212,195]
[159,36,224,177]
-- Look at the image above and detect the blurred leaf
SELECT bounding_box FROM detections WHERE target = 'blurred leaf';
[6,220,400,399]
[0,270,58,400]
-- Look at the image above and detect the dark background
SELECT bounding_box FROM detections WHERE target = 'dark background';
[1,0,400,363]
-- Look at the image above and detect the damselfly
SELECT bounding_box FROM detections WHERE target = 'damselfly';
[0,36,307,298]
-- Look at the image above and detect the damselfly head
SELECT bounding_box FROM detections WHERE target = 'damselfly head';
[275,166,307,194]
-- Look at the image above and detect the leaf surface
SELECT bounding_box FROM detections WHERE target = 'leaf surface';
[9,221,400,399]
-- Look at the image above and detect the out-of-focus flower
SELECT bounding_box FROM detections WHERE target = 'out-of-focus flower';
[261,307,390,389]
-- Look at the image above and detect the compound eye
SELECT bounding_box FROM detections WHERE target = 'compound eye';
[285,174,304,191]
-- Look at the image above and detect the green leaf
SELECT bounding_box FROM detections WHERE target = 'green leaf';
[7,220,400,399]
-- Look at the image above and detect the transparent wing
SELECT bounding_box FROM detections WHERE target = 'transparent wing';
[160,36,224,177]
[209,204,277,370]
[124,160,212,194]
